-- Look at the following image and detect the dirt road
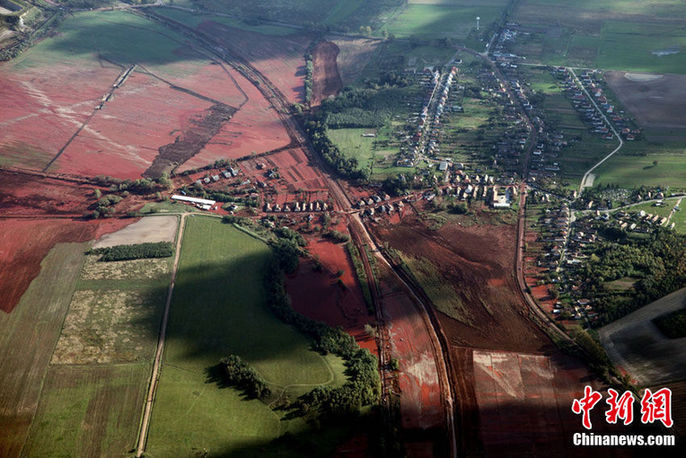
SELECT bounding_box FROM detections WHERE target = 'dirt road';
[136,213,185,457]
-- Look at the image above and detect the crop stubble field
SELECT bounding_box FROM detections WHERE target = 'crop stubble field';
[511,0,686,73]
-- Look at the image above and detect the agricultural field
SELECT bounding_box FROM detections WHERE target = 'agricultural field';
[0,215,175,457]
[385,0,509,41]
[156,7,295,36]
[146,216,351,456]
[605,71,686,141]
[0,10,288,179]
[0,243,87,457]
[157,7,310,104]
[0,215,132,314]
[187,0,399,31]
[21,219,175,457]
[327,127,411,180]
[600,287,686,385]
[593,141,686,189]
[510,0,686,73]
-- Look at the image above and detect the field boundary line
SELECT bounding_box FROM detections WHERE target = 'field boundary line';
[135,213,186,457]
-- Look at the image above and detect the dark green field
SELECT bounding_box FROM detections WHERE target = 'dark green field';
[147,216,350,457]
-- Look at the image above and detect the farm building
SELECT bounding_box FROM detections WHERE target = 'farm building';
[171,195,216,209]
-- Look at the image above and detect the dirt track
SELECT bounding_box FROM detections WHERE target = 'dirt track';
[311,41,343,105]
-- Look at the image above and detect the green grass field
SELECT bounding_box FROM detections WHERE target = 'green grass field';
[146,216,349,456]
[22,364,149,458]
[386,0,509,40]
[594,142,686,189]
[5,217,178,457]
[669,203,686,234]
[156,7,295,35]
[512,0,686,73]
[0,243,86,457]
[11,10,204,73]
[624,200,676,219]
[327,127,378,171]
[398,251,472,325]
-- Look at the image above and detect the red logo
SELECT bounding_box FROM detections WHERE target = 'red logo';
[572,386,603,430]
[572,386,674,429]
[605,388,635,425]
[640,388,673,428]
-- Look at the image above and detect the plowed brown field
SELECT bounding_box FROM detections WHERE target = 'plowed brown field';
[0,218,134,313]
[311,41,342,105]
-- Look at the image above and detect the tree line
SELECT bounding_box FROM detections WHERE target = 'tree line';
[264,238,381,417]
[88,241,174,262]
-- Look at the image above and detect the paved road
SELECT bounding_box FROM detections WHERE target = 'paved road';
[569,68,624,192]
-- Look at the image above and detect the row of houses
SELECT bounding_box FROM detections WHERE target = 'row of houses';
[264,200,329,213]
[576,70,640,141]
[194,167,241,186]
[395,67,461,167]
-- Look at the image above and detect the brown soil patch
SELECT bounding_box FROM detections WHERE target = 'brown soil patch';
[0,218,134,313]
[287,237,376,354]
[176,66,292,172]
[606,71,686,140]
[330,37,380,86]
[144,103,237,178]
[374,215,553,353]
[92,215,177,248]
[311,41,343,105]
[197,21,310,104]
[0,170,94,216]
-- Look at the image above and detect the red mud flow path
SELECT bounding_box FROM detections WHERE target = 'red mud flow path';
[311,41,343,106]
[0,218,135,313]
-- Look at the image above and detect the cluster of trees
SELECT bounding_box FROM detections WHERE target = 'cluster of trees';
[302,118,365,180]
[182,185,237,204]
[304,52,314,103]
[176,159,234,177]
[90,194,123,218]
[653,310,686,339]
[275,226,307,247]
[218,355,271,400]
[326,108,385,129]
[579,228,686,325]
[92,175,169,194]
[88,241,174,262]
[323,230,350,244]
[319,87,412,129]
[381,174,410,197]
[263,250,380,418]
